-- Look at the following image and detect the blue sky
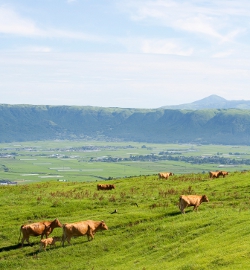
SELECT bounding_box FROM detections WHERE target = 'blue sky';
[1,0,250,108]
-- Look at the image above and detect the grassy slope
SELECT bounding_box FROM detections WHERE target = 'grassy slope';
[0,171,250,270]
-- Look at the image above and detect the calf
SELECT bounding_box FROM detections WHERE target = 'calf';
[179,195,209,214]
[40,236,62,251]
[19,218,62,247]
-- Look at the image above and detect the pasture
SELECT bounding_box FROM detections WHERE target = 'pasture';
[1,140,250,184]
[0,169,250,269]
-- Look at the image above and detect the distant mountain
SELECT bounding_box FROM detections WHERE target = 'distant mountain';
[1,104,250,145]
[160,95,250,110]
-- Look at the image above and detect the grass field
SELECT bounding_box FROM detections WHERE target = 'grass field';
[0,168,250,269]
[1,140,250,184]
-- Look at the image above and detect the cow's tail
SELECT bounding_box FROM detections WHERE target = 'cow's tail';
[18,225,23,243]
[178,196,182,211]
[62,224,66,247]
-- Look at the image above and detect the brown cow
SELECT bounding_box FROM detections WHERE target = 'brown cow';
[209,171,221,179]
[220,171,229,178]
[179,195,209,214]
[62,220,108,246]
[19,218,62,247]
[97,184,115,190]
[158,172,174,179]
[39,236,62,251]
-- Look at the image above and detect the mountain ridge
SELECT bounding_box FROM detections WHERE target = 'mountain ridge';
[1,103,250,145]
[160,95,250,110]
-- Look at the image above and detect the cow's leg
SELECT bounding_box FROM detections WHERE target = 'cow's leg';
[41,232,48,239]
[62,235,66,247]
[193,205,198,211]
[179,203,183,214]
[23,236,31,246]
[62,235,71,246]
[39,243,45,251]
[87,226,95,241]
[87,232,94,241]
[66,236,71,245]
[21,237,25,248]
[180,201,186,214]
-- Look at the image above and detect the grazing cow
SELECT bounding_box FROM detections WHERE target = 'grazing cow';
[19,218,62,247]
[179,195,209,214]
[220,171,229,178]
[40,236,62,251]
[158,172,174,179]
[97,184,115,190]
[62,220,108,246]
[209,171,221,179]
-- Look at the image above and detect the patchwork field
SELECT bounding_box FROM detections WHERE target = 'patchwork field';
[1,140,250,184]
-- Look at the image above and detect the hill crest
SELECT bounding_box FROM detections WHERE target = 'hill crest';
[160,95,250,109]
[0,104,250,144]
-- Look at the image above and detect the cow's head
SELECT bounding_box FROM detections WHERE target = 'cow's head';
[52,218,63,228]
[202,195,209,202]
[100,220,108,230]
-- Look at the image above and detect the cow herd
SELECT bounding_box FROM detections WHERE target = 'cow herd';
[18,218,108,250]
[209,170,229,178]
[159,170,228,214]
[18,170,228,250]
[97,184,115,190]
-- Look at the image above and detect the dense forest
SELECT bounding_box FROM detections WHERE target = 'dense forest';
[1,104,250,145]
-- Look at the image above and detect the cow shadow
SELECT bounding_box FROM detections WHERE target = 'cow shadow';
[61,239,90,248]
[0,243,22,252]
[165,211,181,217]
[25,239,91,255]
[0,242,43,253]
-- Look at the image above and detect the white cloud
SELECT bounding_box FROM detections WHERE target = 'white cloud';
[0,6,43,36]
[120,0,250,42]
[0,5,103,42]
[140,39,193,56]
[25,46,53,53]
[212,50,234,58]
[1,51,250,108]
[175,15,222,40]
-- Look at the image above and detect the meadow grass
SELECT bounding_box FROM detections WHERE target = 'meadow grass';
[0,170,250,269]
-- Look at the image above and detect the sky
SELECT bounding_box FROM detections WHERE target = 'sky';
[1,0,250,108]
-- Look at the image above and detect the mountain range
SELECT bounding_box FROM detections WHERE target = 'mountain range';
[161,95,250,110]
[1,95,250,145]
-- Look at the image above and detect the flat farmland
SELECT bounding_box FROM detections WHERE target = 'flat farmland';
[1,140,250,184]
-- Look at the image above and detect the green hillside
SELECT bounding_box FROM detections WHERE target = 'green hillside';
[0,171,249,269]
[1,104,250,145]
